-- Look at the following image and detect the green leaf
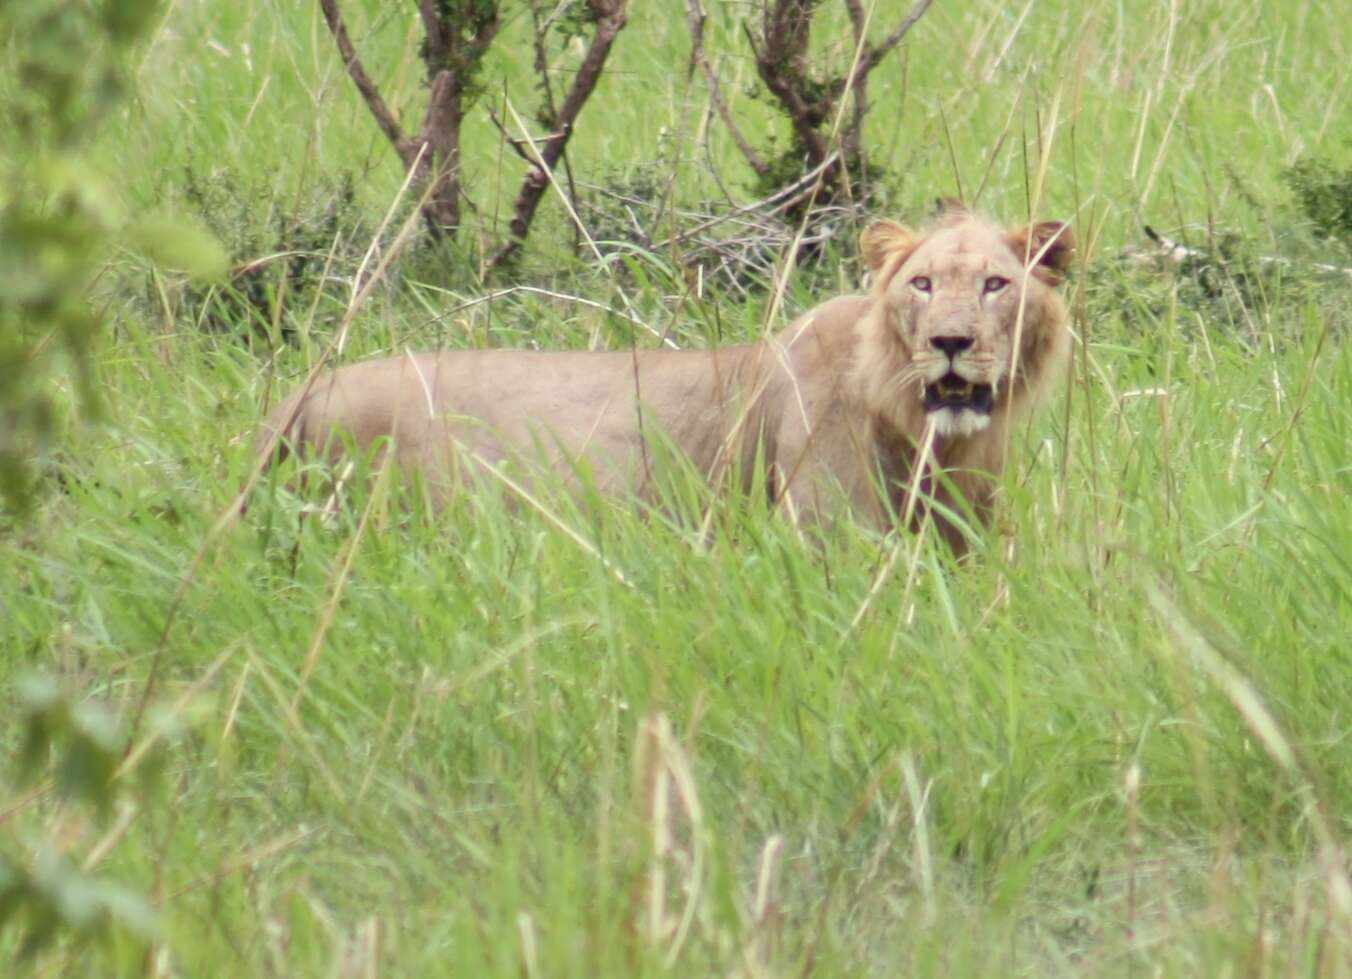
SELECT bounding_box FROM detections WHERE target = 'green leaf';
[15,674,126,814]
[127,215,230,281]
[0,855,25,921]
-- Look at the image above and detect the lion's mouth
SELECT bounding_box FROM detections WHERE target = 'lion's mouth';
[923,373,993,414]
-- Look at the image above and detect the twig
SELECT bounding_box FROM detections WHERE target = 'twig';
[686,0,769,176]
[323,0,500,234]
[865,0,934,74]
[743,7,832,165]
[651,151,841,248]
[484,106,567,166]
[491,0,630,267]
[497,99,675,348]
[319,0,418,168]
[706,0,935,210]
[573,166,856,300]
[843,0,870,156]
[527,0,587,252]
[840,0,932,159]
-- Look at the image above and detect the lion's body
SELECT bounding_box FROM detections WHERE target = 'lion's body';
[257,211,1073,549]
[260,295,892,520]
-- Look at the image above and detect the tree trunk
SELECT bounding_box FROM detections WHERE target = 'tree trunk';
[421,70,463,235]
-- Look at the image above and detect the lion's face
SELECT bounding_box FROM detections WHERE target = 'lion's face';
[860,213,1073,438]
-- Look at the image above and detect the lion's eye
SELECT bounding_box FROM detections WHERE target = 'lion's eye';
[984,275,1009,294]
[910,276,932,293]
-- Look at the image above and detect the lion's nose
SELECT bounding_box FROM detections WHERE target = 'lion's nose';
[930,335,974,358]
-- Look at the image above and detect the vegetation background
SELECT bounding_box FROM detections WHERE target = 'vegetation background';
[3,0,1352,975]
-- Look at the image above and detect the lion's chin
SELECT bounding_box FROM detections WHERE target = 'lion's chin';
[927,407,992,438]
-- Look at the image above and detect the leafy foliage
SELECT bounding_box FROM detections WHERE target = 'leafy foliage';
[1096,228,1312,343]
[178,168,365,348]
[1,677,158,963]
[424,0,500,91]
[0,0,223,512]
[15,676,123,813]
[0,850,157,963]
[551,0,602,44]
[1284,155,1352,245]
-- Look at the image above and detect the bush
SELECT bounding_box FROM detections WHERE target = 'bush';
[1284,155,1352,245]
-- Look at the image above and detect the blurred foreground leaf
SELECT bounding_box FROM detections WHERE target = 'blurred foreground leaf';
[0,0,222,514]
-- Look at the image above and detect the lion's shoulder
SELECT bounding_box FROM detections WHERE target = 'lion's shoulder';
[771,293,874,364]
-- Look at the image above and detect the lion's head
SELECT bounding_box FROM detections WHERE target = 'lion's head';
[856,208,1073,439]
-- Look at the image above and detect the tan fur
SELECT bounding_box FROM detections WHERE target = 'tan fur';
[256,210,1073,551]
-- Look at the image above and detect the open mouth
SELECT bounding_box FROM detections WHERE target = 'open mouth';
[923,372,993,414]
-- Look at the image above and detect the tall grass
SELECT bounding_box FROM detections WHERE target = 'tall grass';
[3,0,1351,975]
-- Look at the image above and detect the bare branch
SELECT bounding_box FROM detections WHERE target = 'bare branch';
[319,0,417,168]
[738,0,935,207]
[686,0,769,177]
[490,0,629,267]
[742,6,831,167]
[411,70,463,231]
[465,3,502,62]
[841,0,933,164]
[651,150,841,249]
[485,106,565,166]
[841,0,870,158]
[843,0,867,43]
[863,0,934,74]
[527,0,560,122]
[416,0,446,65]
[526,0,585,251]
[550,1,626,150]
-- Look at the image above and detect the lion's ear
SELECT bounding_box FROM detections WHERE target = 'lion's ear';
[859,219,919,275]
[1007,221,1075,283]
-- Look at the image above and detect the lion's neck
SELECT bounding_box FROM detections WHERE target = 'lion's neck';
[862,411,1009,540]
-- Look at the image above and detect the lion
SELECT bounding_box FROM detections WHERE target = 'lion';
[255,207,1073,552]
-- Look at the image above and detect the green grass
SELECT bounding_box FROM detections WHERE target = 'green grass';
[4,0,1352,975]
